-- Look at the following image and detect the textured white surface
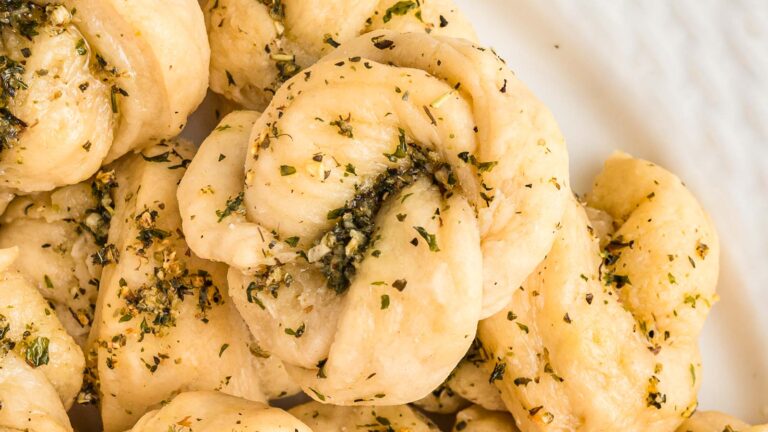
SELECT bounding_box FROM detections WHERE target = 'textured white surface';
[454,0,767,422]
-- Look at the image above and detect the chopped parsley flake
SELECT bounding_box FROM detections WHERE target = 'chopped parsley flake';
[392,279,407,291]
[345,163,357,176]
[280,165,297,176]
[25,337,49,367]
[323,33,340,48]
[330,114,353,138]
[383,1,418,23]
[604,273,631,289]
[513,377,532,386]
[219,343,229,357]
[457,151,498,172]
[372,35,394,50]
[413,226,440,252]
[285,323,305,338]
[316,358,328,378]
[75,38,87,55]
[216,192,244,222]
[309,387,326,401]
[489,362,506,383]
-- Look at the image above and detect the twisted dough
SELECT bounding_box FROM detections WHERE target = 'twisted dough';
[676,411,768,432]
[129,391,311,432]
[89,141,298,432]
[0,247,84,410]
[415,341,505,414]
[453,405,519,432]
[178,31,567,404]
[414,382,469,414]
[479,153,719,431]
[203,0,476,109]
[290,400,438,431]
[0,0,208,194]
[0,351,72,432]
[0,173,110,345]
[447,343,506,412]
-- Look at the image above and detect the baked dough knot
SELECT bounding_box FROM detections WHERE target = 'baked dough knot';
[479,153,720,431]
[0,0,209,195]
[178,30,569,405]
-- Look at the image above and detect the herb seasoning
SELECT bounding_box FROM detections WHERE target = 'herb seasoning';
[0,55,28,151]
[216,192,245,222]
[382,1,419,23]
[24,336,49,367]
[305,132,456,294]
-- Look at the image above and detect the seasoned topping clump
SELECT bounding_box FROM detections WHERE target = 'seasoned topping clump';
[0,55,28,151]
[307,133,456,294]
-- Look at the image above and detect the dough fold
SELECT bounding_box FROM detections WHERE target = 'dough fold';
[0,351,73,432]
[128,391,311,432]
[290,400,439,431]
[0,247,84,410]
[178,31,568,405]
[479,153,719,431]
[90,140,298,432]
[0,0,209,195]
[415,341,505,414]
[676,411,768,432]
[203,0,476,109]
[453,405,519,432]
[0,173,112,345]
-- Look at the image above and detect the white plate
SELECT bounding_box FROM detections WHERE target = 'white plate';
[454,0,768,422]
[71,1,768,429]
